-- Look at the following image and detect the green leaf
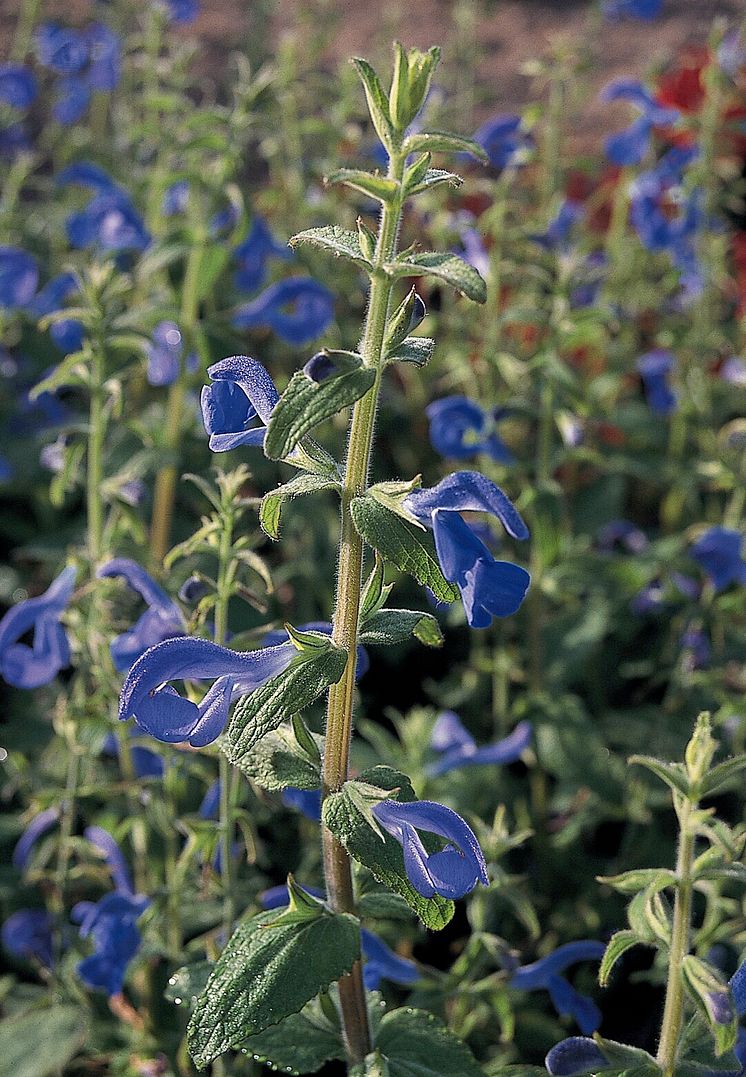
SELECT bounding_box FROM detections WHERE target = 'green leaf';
[370,1008,484,1077]
[265,353,376,460]
[699,754,746,797]
[187,907,360,1069]
[386,336,435,367]
[357,891,413,920]
[322,765,455,930]
[239,998,344,1076]
[30,351,88,397]
[599,931,643,987]
[386,251,486,302]
[289,226,372,268]
[406,168,463,197]
[594,1035,660,1073]
[326,168,400,203]
[165,961,214,1012]
[597,868,676,895]
[233,727,322,791]
[0,1006,87,1077]
[682,955,738,1057]
[350,495,459,604]
[629,756,691,798]
[360,553,394,619]
[360,608,444,648]
[352,57,394,151]
[260,472,340,540]
[404,129,489,163]
[222,641,346,768]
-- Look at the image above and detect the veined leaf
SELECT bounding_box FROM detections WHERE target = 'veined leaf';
[352,57,394,151]
[359,608,444,648]
[367,1008,484,1077]
[326,168,400,203]
[404,129,489,163]
[288,225,372,268]
[234,727,322,791]
[406,168,463,197]
[386,336,435,366]
[599,931,643,987]
[260,472,340,540]
[238,999,344,1076]
[386,251,486,303]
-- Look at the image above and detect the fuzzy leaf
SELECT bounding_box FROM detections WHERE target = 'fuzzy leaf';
[406,168,463,197]
[260,473,340,540]
[597,869,676,895]
[404,129,489,163]
[238,999,344,1075]
[235,728,322,792]
[699,755,746,797]
[359,608,444,648]
[350,495,459,604]
[352,58,394,151]
[386,336,435,366]
[368,1008,484,1077]
[326,168,400,203]
[599,931,643,987]
[322,765,455,930]
[386,252,486,302]
[187,907,360,1069]
[629,756,691,798]
[289,226,372,268]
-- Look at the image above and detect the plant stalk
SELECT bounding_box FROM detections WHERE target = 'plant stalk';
[656,796,694,1077]
[215,496,236,941]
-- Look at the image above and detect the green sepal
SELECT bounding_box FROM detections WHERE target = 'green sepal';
[592,1034,660,1074]
[385,336,435,367]
[232,726,322,791]
[326,168,400,203]
[222,637,346,768]
[361,1008,484,1077]
[265,351,375,460]
[598,930,643,987]
[360,608,444,648]
[352,57,395,152]
[186,906,360,1069]
[386,251,487,303]
[352,1050,391,1077]
[322,765,455,930]
[403,129,489,163]
[358,217,377,261]
[288,225,373,269]
[260,472,341,540]
[360,553,394,619]
[272,874,326,926]
[682,955,738,1057]
[384,287,426,352]
[350,494,460,604]
[390,45,441,132]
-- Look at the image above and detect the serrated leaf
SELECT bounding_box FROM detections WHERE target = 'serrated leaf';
[0,1006,87,1077]
[359,608,444,648]
[370,1008,484,1077]
[350,495,459,604]
[222,643,346,767]
[404,129,489,163]
[322,765,454,930]
[406,168,463,197]
[386,252,486,302]
[265,356,376,460]
[187,907,360,1069]
[629,756,691,797]
[599,931,642,987]
[352,58,394,151]
[326,168,400,202]
[260,473,340,539]
[239,999,344,1075]
[234,728,322,791]
[289,226,372,268]
[386,336,435,366]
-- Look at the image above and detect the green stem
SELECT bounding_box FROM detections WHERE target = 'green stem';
[11,0,42,60]
[215,500,236,941]
[657,797,694,1077]
[87,346,106,565]
[321,148,406,1067]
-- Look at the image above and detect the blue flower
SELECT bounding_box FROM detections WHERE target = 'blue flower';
[370,797,489,900]
[199,780,222,819]
[201,355,280,453]
[57,160,117,192]
[630,150,703,296]
[0,64,38,108]
[282,787,322,820]
[531,201,584,252]
[510,940,606,1034]
[690,527,746,592]
[426,397,514,464]
[162,179,190,216]
[98,558,186,672]
[630,577,666,615]
[12,807,60,870]
[85,825,136,894]
[0,247,39,310]
[596,520,648,554]
[145,321,199,386]
[66,190,150,252]
[457,222,490,279]
[602,0,662,19]
[1,909,54,967]
[27,272,84,354]
[36,23,121,125]
[680,623,710,671]
[102,729,164,779]
[721,356,746,386]
[162,0,200,23]
[35,24,89,72]
[600,80,678,166]
[429,711,531,776]
[545,1037,609,1075]
[472,114,531,170]
[234,215,292,294]
[404,471,530,629]
[118,635,296,746]
[233,277,335,346]
[637,349,678,415]
[0,565,76,688]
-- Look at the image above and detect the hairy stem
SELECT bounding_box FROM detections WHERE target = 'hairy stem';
[215,499,236,940]
[657,797,694,1076]
[321,148,405,1066]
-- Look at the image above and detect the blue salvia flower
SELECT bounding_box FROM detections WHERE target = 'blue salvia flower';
[261,621,369,679]
[472,113,531,170]
[36,23,121,125]
[404,471,530,628]
[102,729,164,779]
[680,623,711,671]
[233,277,335,346]
[456,219,489,279]
[59,162,150,252]
[118,635,296,746]
[426,397,514,465]
[690,527,746,592]
[201,355,279,452]
[0,565,76,688]
[429,711,531,776]
[27,272,84,354]
[531,201,584,252]
[57,160,117,192]
[145,321,199,386]
[630,577,666,616]
[545,1036,609,1075]
[600,79,678,165]
[162,179,190,217]
[636,349,678,415]
[97,559,186,672]
[569,251,607,309]
[1,909,54,967]
[596,519,648,554]
[12,807,60,870]
[370,797,489,900]
[0,64,38,108]
[0,247,39,310]
[85,825,135,895]
[510,940,606,1034]
[162,0,200,24]
[234,215,292,293]
[281,787,322,820]
[35,23,89,72]
[602,0,662,19]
